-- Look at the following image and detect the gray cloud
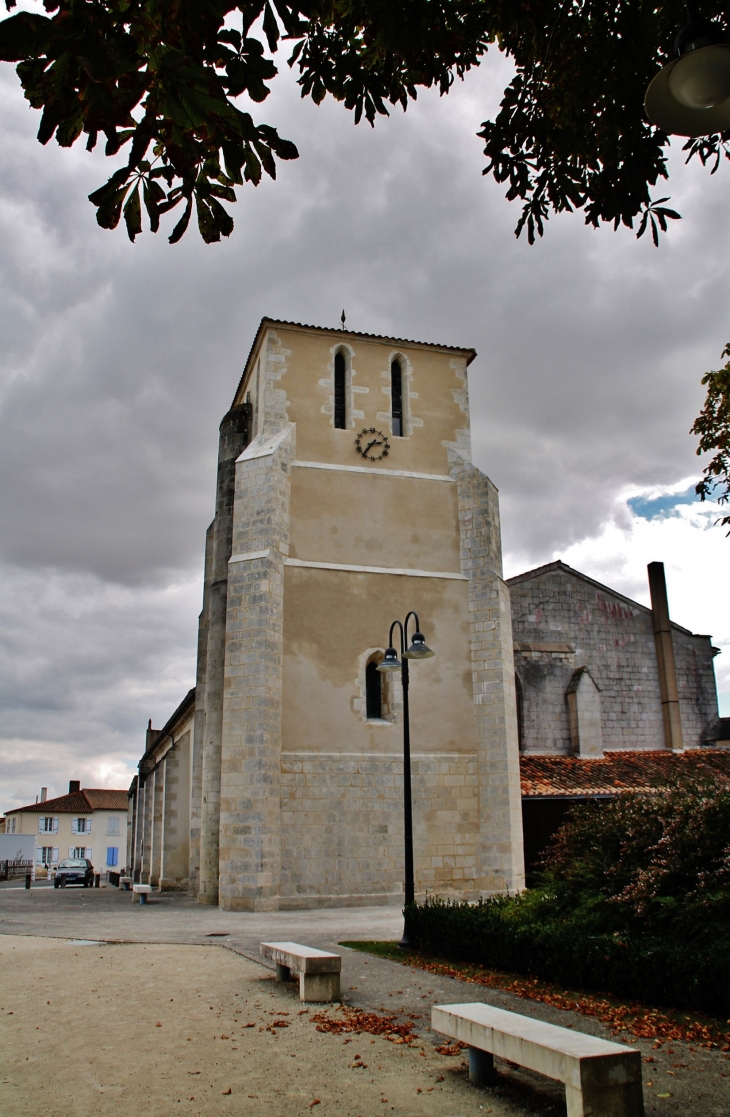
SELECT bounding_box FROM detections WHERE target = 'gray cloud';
[1,51,729,808]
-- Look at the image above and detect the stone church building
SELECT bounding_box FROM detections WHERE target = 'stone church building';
[129,319,524,909]
[127,319,728,905]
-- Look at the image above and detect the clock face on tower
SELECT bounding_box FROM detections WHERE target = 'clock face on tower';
[355,428,390,461]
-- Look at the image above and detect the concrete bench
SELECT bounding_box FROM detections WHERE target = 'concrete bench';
[432,1003,643,1117]
[119,876,132,891]
[133,884,153,905]
[260,941,341,1003]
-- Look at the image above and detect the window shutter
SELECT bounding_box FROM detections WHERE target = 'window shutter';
[69,847,74,858]
[53,818,58,833]
[38,819,43,833]
[52,847,58,863]
[86,848,92,861]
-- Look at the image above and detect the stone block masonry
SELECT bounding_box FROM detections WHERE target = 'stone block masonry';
[278,751,480,907]
[509,561,719,754]
[217,424,294,911]
[449,448,525,894]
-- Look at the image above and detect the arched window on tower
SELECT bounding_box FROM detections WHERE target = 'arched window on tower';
[391,358,403,436]
[334,350,347,429]
[366,660,383,719]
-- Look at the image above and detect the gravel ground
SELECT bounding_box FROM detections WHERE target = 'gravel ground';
[1,887,729,1116]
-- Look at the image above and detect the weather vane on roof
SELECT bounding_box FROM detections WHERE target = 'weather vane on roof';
[340,309,346,330]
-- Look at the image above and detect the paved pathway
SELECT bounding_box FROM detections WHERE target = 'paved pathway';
[1,886,728,1115]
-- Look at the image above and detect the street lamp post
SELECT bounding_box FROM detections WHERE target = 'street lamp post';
[377,612,435,949]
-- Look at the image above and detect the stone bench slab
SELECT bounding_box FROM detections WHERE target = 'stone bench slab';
[432,1003,643,1117]
[260,941,341,1003]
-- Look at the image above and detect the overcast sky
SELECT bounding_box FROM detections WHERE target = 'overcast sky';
[1,36,729,811]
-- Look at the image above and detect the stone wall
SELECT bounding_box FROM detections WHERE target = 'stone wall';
[217,424,294,911]
[509,562,718,753]
[449,448,525,894]
[279,751,479,906]
[161,729,190,890]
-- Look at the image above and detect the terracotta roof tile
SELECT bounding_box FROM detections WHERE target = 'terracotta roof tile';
[7,788,128,814]
[520,750,730,798]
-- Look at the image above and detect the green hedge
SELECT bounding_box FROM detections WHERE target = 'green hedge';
[404,895,730,1016]
[404,776,730,1018]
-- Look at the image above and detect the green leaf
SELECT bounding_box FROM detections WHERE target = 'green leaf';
[95,184,130,230]
[0,11,52,62]
[142,179,164,233]
[123,182,142,241]
[262,2,280,53]
[168,195,193,244]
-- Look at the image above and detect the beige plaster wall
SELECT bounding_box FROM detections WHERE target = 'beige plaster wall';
[234,324,471,476]
[281,566,473,756]
[13,809,126,872]
[289,468,461,573]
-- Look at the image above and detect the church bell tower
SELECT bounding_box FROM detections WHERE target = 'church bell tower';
[190,319,525,911]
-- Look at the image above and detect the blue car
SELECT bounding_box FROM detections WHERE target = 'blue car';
[54,858,94,888]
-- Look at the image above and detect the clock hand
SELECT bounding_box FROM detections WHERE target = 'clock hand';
[364,439,382,454]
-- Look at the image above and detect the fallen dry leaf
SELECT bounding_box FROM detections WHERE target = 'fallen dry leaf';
[222,1088,232,1095]
[310,1005,415,1044]
[401,955,730,1049]
[309,1101,321,1108]
[435,1043,465,1057]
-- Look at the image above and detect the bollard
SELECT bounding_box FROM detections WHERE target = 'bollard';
[25,873,31,890]
[94,873,100,888]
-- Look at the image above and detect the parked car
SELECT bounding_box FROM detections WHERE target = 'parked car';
[54,858,94,888]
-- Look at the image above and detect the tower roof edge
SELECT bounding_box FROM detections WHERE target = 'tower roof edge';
[232,318,477,407]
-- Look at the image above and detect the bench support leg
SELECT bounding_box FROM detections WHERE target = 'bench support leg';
[299,972,340,1003]
[565,1078,644,1117]
[275,964,291,982]
[468,1047,496,1087]
[139,893,147,905]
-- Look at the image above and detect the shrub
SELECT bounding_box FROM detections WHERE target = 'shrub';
[405,776,730,1016]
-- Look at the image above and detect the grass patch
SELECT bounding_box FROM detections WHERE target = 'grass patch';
[340,940,404,961]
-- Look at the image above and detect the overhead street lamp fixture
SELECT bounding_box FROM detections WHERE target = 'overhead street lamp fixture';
[645,3,730,136]
[377,612,435,949]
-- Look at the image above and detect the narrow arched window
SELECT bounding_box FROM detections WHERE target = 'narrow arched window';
[334,351,347,429]
[391,358,403,436]
[366,660,382,719]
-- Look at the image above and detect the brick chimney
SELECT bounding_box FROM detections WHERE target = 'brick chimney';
[648,562,683,751]
[40,787,47,802]
[68,780,80,794]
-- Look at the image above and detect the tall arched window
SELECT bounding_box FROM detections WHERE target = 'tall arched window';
[334,350,347,429]
[391,358,403,436]
[366,660,383,719]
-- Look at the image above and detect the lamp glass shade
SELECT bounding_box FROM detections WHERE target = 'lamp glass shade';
[645,44,730,136]
[403,631,435,659]
[377,647,402,672]
[668,44,730,108]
